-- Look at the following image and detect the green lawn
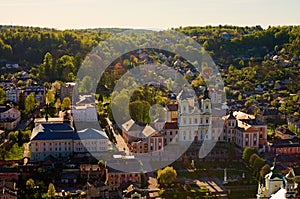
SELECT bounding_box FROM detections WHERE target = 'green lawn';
[5,143,24,160]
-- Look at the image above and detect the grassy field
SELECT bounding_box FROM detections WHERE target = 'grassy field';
[5,143,24,160]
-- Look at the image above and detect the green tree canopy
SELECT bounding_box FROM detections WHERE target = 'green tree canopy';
[157,166,177,186]
[242,147,257,162]
[249,153,260,168]
[61,97,71,111]
[25,93,37,114]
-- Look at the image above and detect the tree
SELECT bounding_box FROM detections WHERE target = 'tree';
[140,172,147,188]
[79,75,93,94]
[61,97,71,111]
[25,93,36,115]
[8,131,18,142]
[46,90,55,105]
[242,147,257,162]
[26,178,35,190]
[129,100,151,124]
[157,166,177,186]
[54,98,61,110]
[254,157,265,172]
[0,148,7,160]
[249,153,260,168]
[260,164,271,180]
[18,92,26,111]
[47,183,56,198]
[39,52,54,82]
[51,81,61,97]
[0,87,6,105]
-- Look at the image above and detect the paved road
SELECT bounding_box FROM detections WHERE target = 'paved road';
[106,118,130,155]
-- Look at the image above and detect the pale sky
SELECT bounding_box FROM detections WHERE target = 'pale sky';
[0,0,299,30]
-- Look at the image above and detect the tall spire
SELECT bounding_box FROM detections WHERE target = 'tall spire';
[203,87,210,99]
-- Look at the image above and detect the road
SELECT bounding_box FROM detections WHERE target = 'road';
[106,118,130,155]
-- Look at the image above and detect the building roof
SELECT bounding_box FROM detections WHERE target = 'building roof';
[163,122,178,130]
[177,86,195,100]
[266,159,283,180]
[276,127,296,137]
[31,123,75,141]
[77,128,108,140]
[262,108,280,116]
[227,111,236,120]
[166,104,178,111]
[0,106,11,113]
[285,168,295,180]
[271,137,300,148]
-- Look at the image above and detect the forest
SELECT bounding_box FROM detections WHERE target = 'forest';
[0,25,300,125]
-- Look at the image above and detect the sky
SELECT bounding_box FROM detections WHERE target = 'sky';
[0,0,299,30]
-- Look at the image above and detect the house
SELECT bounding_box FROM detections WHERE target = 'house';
[0,181,17,199]
[122,184,147,199]
[122,120,164,153]
[165,103,178,122]
[107,167,141,191]
[75,128,109,152]
[260,107,281,124]
[288,116,300,134]
[5,87,19,103]
[223,111,268,150]
[0,106,21,130]
[255,84,266,93]
[162,122,179,145]
[20,86,46,103]
[30,123,75,161]
[269,137,300,156]
[60,82,78,102]
[30,123,109,161]
[5,62,19,69]
[71,104,98,122]
[275,127,296,140]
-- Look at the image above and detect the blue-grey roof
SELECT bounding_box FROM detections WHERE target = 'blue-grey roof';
[31,124,108,141]
[32,131,75,140]
[76,128,108,140]
[40,123,74,132]
[31,123,75,141]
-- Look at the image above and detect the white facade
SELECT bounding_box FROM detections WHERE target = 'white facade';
[72,104,98,122]
[177,89,213,142]
[31,124,108,161]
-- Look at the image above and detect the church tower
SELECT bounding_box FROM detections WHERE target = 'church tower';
[284,169,296,199]
[177,86,212,142]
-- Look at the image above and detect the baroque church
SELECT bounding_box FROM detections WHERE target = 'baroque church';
[257,160,297,199]
[177,86,213,142]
